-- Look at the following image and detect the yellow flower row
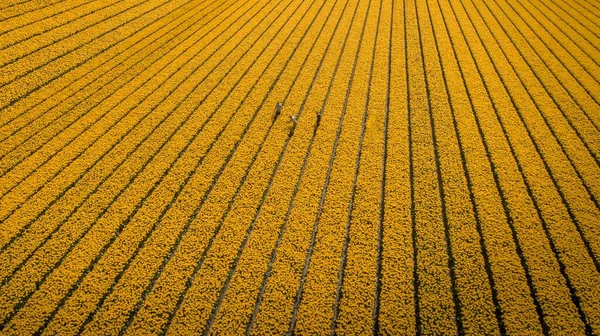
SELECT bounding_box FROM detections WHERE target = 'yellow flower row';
[376,0,415,333]
[0,0,119,51]
[477,0,600,184]
[472,0,600,239]
[514,0,600,67]
[0,0,173,107]
[0,0,245,239]
[205,0,353,333]
[487,0,600,126]
[245,0,369,333]
[3,0,192,169]
[498,0,600,87]
[405,0,457,334]
[536,0,600,40]
[333,0,385,333]
[417,1,500,334]
[0,0,152,81]
[0,1,269,330]
[162,1,343,334]
[2,0,600,333]
[0,0,216,159]
[486,2,600,108]
[461,0,600,330]
[0,41,231,331]
[122,0,350,330]
[24,0,310,333]
[82,0,311,330]
[440,0,590,333]
[430,1,545,333]
[0,0,178,119]
[0,0,228,196]
[0,1,59,23]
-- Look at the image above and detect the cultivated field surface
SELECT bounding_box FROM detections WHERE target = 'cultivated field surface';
[0,0,599,334]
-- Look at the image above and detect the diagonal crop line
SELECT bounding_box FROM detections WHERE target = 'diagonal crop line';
[246,1,359,333]
[203,0,348,332]
[553,0,600,26]
[287,0,371,332]
[331,0,384,333]
[372,0,393,333]
[0,0,213,148]
[153,0,340,333]
[575,0,600,13]
[162,119,277,336]
[115,0,310,332]
[0,0,257,291]
[117,2,305,333]
[201,4,342,326]
[483,0,600,176]
[0,0,249,228]
[0,0,61,23]
[487,0,600,129]
[2,1,596,334]
[441,0,551,332]
[425,0,505,332]
[0,0,214,157]
[0,0,211,126]
[516,0,600,56]
[0,0,249,281]
[487,0,600,133]
[0,0,34,12]
[0,0,271,328]
[44,0,290,329]
[29,0,310,331]
[0,0,171,110]
[441,0,551,333]
[457,0,595,331]
[0,0,116,51]
[0,0,140,71]
[473,0,600,269]
[0,0,98,40]
[406,0,420,332]
[0,0,250,291]
[538,0,600,40]
[415,0,464,334]
[0,0,256,284]
[33,0,287,328]
[0,0,222,182]
[498,0,600,80]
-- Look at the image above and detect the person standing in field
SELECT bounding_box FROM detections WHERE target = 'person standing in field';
[289,115,297,137]
[316,110,322,128]
[314,110,322,135]
[273,101,283,122]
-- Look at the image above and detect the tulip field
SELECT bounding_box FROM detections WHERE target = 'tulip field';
[1,0,599,334]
